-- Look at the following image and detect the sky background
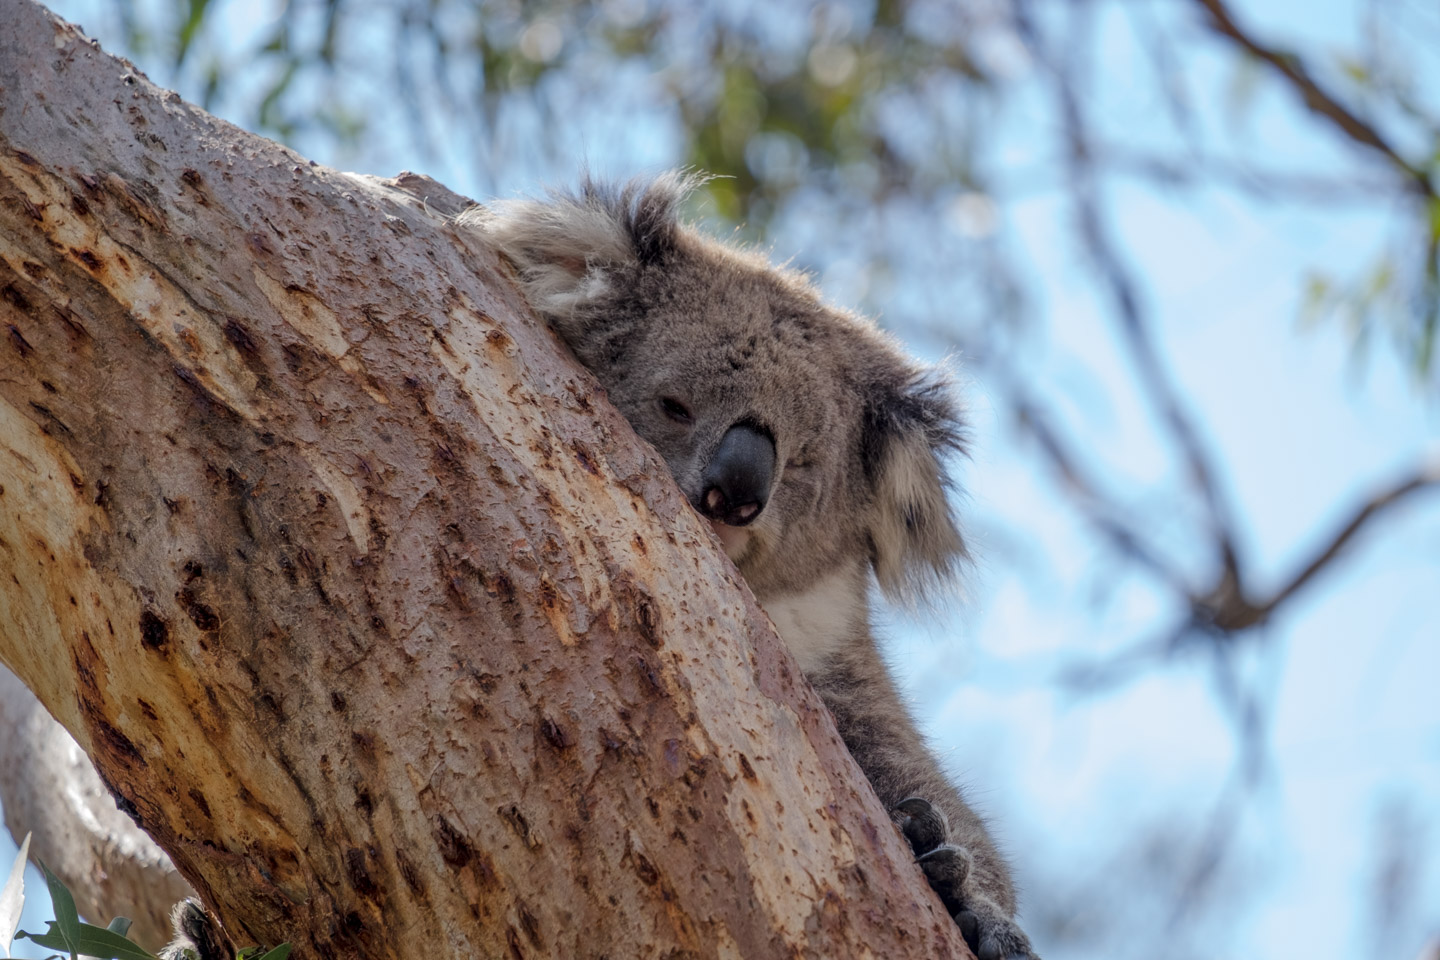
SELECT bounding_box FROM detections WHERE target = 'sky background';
[2,1,1438,958]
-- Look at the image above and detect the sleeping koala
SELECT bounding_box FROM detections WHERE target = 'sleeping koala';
[472,173,1038,960]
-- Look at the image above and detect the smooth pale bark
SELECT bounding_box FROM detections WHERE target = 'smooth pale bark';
[0,1,971,956]
[0,665,194,948]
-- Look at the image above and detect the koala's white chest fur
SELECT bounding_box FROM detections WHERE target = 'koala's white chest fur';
[757,566,866,676]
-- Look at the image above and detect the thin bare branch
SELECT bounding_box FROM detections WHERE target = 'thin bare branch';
[1011,391,1195,594]
[1098,146,1399,203]
[1193,0,1436,200]
[1057,622,1194,693]
[1264,459,1440,612]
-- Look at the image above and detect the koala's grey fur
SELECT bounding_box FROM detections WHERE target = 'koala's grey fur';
[470,173,1039,960]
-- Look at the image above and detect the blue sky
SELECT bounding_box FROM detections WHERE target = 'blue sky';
[927,4,1440,953]
[4,1,1437,958]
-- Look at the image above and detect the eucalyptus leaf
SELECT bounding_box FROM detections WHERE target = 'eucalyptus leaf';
[38,862,80,959]
[15,919,156,960]
[0,831,31,955]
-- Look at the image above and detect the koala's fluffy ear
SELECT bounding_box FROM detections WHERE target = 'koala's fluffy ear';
[467,172,701,319]
[861,369,967,601]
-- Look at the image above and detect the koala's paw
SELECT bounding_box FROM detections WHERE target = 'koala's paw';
[892,797,1039,960]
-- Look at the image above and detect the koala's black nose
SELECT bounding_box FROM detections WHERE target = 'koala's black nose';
[698,421,775,527]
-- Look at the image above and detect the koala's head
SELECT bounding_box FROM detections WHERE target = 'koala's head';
[474,173,965,602]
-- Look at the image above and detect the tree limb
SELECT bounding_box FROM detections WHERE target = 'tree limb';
[0,1,970,956]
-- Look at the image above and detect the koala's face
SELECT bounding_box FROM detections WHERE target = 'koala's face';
[477,175,965,601]
[557,250,872,595]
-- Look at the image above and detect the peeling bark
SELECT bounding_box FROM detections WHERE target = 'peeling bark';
[0,1,971,956]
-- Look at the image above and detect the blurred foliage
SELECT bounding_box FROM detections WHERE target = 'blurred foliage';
[94,0,1439,381]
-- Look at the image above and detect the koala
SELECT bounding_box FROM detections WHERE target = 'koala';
[472,173,1039,960]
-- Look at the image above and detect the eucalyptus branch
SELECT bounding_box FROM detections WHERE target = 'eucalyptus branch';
[1264,460,1440,613]
[1193,0,1436,199]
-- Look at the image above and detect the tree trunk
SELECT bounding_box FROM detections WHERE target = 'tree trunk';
[0,1,971,956]
[0,665,194,949]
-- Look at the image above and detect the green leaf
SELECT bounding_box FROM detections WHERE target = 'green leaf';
[1298,272,1333,328]
[107,916,134,938]
[250,944,292,960]
[16,919,156,960]
[0,831,30,955]
[39,861,80,959]
[175,0,212,69]
[256,58,300,134]
[1364,259,1394,298]
[1416,318,1435,377]
[1225,55,1262,130]
[1336,55,1370,87]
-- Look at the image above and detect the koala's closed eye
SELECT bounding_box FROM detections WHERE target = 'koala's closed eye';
[658,396,693,424]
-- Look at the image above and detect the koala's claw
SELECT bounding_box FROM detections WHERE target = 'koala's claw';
[892,797,1040,960]
[917,842,972,892]
[895,795,950,852]
[955,904,1037,960]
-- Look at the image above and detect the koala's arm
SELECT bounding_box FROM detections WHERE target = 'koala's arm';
[808,640,1035,959]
